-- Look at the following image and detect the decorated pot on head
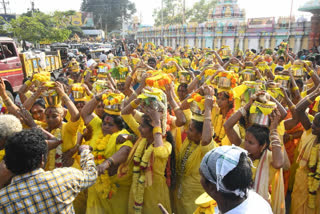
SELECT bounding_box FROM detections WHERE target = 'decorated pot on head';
[92,80,109,94]
[145,70,173,90]
[187,92,211,122]
[121,56,129,66]
[240,69,256,82]
[194,192,217,214]
[249,96,276,127]
[266,82,285,103]
[136,68,147,83]
[177,71,191,84]
[233,81,264,109]
[221,45,231,58]
[71,83,86,101]
[33,72,51,87]
[102,92,125,115]
[70,58,80,73]
[138,87,168,135]
[211,71,238,89]
[291,64,305,78]
[43,88,61,108]
[274,75,290,89]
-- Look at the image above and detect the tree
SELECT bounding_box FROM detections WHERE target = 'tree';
[67,26,84,37]
[186,0,217,23]
[81,0,136,32]
[153,0,217,26]
[6,11,73,44]
[152,0,184,26]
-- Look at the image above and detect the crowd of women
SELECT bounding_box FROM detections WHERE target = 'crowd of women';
[0,41,320,214]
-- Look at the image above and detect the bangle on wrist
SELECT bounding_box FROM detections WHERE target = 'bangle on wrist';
[153,126,162,135]
[289,105,295,111]
[25,80,32,87]
[306,96,313,105]
[308,70,314,76]
[239,107,247,117]
[173,106,180,111]
[292,86,299,92]
[130,100,138,109]
[204,116,211,121]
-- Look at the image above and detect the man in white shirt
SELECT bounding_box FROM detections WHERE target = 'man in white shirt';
[199,146,273,214]
[86,54,97,69]
[99,51,107,63]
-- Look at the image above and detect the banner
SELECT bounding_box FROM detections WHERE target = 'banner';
[71,12,94,28]
[247,17,275,28]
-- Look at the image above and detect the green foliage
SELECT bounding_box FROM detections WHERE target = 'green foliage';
[81,0,136,32]
[5,11,73,44]
[153,0,217,26]
[67,26,84,37]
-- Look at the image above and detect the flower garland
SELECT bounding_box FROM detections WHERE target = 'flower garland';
[91,134,118,199]
[51,128,63,168]
[102,93,125,106]
[145,71,173,89]
[188,92,206,111]
[177,141,196,199]
[213,107,234,144]
[33,72,51,84]
[132,139,154,214]
[72,83,84,92]
[162,64,177,74]
[307,143,320,209]
[144,42,156,50]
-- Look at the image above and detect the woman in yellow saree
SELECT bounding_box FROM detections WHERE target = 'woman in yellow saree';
[81,90,133,214]
[291,88,320,214]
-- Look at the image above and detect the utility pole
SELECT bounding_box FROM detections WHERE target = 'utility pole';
[182,0,185,24]
[161,0,163,45]
[1,0,9,15]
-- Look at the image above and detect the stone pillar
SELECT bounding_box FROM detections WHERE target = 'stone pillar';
[294,37,302,53]
[264,37,270,49]
[239,37,244,50]
[309,14,320,49]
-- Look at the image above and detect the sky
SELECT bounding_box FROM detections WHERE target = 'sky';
[7,0,312,25]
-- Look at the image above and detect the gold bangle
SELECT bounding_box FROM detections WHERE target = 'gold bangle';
[308,70,314,76]
[153,126,162,135]
[289,105,295,111]
[130,100,138,109]
[25,80,32,87]
[173,106,180,111]
[292,86,299,91]
[306,97,313,105]
[271,143,282,148]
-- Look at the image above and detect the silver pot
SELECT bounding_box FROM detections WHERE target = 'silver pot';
[218,76,231,88]
[249,112,270,127]
[44,90,61,107]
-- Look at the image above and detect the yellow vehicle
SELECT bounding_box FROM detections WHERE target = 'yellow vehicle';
[19,50,63,77]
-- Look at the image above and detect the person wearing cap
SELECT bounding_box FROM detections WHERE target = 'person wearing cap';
[198,145,273,214]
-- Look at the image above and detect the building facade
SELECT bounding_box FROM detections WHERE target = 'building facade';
[136,0,313,53]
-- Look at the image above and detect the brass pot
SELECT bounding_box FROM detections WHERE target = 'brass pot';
[292,66,304,77]
[72,91,85,101]
[242,72,256,82]
[178,72,191,84]
[218,77,231,88]
[190,101,203,115]
[276,79,289,89]
[104,104,122,112]
[44,89,61,107]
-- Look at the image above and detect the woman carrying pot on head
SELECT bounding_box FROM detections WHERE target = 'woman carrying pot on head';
[224,91,286,214]
[81,89,133,214]
[121,87,173,214]
[291,86,320,214]
[173,85,217,214]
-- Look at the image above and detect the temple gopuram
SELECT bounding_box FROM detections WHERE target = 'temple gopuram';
[136,0,314,52]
